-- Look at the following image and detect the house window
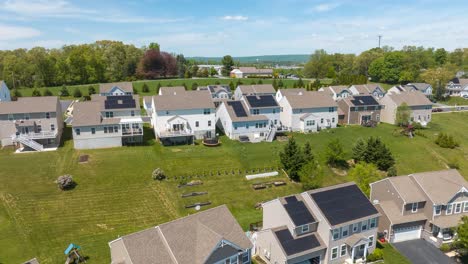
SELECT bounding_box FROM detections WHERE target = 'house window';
[131,110,135,116]
[108,127,113,133]
[204,109,211,115]
[75,128,80,135]
[105,112,114,118]
[195,121,199,127]
[274,119,277,125]
[329,107,334,112]
[376,114,380,121]
[8,114,14,121]
[91,128,95,134]
[24,113,30,120]
[464,202,468,213]
[434,205,442,215]
[340,244,347,257]
[455,203,462,214]
[104,127,108,133]
[301,225,309,233]
[166,111,169,115]
[46,112,50,119]
[353,223,359,232]
[332,229,340,240]
[306,120,314,126]
[368,235,374,247]
[114,126,119,133]
[273,109,276,114]
[341,226,349,237]
[332,117,335,123]
[280,107,283,112]
[370,218,377,228]
[331,247,338,260]
[242,251,249,263]
[246,124,249,129]
[446,204,453,215]
[50,124,55,131]
[234,125,237,130]
[253,109,259,115]
[412,203,418,213]
[208,121,212,127]
[361,220,368,231]
[255,123,259,128]
[320,118,324,124]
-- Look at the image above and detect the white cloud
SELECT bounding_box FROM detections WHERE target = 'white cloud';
[222,15,248,21]
[0,24,40,41]
[2,0,95,17]
[312,3,341,12]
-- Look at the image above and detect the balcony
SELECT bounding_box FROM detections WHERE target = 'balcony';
[159,129,193,138]
[122,128,143,136]
[12,130,58,140]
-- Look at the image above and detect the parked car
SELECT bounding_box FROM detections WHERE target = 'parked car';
[432,108,443,112]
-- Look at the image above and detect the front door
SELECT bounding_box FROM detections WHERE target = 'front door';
[355,244,365,259]
[361,115,371,123]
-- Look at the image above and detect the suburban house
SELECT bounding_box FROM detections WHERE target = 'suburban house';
[337,95,382,125]
[275,88,306,102]
[234,84,276,100]
[0,81,11,102]
[230,67,273,78]
[446,78,468,97]
[198,85,233,107]
[99,82,134,96]
[197,64,223,75]
[388,83,433,98]
[349,84,385,99]
[276,89,338,133]
[109,205,253,264]
[72,94,143,149]
[255,182,380,264]
[319,86,352,101]
[0,96,63,151]
[380,91,433,126]
[216,100,271,142]
[370,169,468,247]
[240,94,280,128]
[151,87,216,145]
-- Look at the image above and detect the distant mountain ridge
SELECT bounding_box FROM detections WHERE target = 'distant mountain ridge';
[189,54,309,64]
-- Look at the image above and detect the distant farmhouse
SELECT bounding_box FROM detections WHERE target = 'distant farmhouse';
[230,67,273,78]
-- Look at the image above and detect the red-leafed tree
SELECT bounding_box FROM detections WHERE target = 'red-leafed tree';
[161,52,177,77]
[137,48,177,79]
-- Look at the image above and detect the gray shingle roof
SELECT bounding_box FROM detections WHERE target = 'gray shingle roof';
[237,84,276,95]
[99,82,134,94]
[0,96,59,115]
[386,91,432,106]
[154,90,215,111]
[285,91,337,109]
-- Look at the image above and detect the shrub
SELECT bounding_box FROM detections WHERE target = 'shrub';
[73,88,82,98]
[435,133,459,149]
[152,168,166,181]
[142,83,149,93]
[43,89,53,96]
[32,89,41,97]
[367,248,384,262]
[448,160,460,169]
[440,243,451,252]
[387,166,397,177]
[88,85,96,95]
[56,175,75,190]
[60,85,70,96]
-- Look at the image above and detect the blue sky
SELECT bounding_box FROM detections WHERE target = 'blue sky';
[0,0,467,56]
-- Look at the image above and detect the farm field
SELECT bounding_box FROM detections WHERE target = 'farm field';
[0,112,467,263]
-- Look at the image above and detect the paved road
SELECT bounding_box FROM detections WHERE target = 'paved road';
[393,239,455,264]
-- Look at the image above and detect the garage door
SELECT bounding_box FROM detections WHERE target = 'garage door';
[393,225,422,243]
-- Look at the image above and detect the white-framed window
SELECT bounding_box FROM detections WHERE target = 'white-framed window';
[329,107,334,112]
[412,203,418,213]
[50,124,55,131]
[361,220,368,231]
[446,204,453,215]
[75,128,80,135]
[131,110,135,116]
[273,109,276,114]
[455,203,462,214]
[340,244,347,257]
[464,202,468,213]
[341,226,349,237]
[376,114,380,121]
[105,112,114,118]
[91,128,95,134]
[368,235,374,247]
[234,125,237,130]
[353,223,359,232]
[320,118,324,124]
[8,114,14,121]
[370,218,377,228]
[434,205,442,216]
[332,229,340,240]
[331,247,338,260]
[24,113,30,120]
[332,117,335,123]
[301,225,309,233]
[208,120,212,127]
[253,109,259,115]
[195,121,199,127]
[45,112,50,119]
[203,109,211,115]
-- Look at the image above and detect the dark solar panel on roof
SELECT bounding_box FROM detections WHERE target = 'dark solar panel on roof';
[227,101,248,117]
[350,96,379,106]
[245,95,278,108]
[283,196,315,226]
[104,95,136,109]
[310,184,378,226]
[274,229,321,256]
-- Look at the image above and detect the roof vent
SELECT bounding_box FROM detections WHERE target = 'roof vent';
[298,92,303,95]
[373,199,379,205]
[173,92,177,95]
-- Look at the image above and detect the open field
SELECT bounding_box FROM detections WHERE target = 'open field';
[1,112,468,263]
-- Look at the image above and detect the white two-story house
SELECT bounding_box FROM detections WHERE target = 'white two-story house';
[319,86,351,101]
[234,84,276,100]
[277,89,338,133]
[0,81,11,102]
[151,87,216,146]
[256,182,380,264]
[446,78,468,98]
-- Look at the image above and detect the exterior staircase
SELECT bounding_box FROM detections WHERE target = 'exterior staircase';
[12,134,44,151]
[265,126,277,142]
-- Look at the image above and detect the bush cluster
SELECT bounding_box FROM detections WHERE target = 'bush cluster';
[435,133,459,149]
[367,248,384,262]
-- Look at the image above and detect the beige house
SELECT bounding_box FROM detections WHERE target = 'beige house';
[256,182,380,264]
[349,84,386,99]
[318,86,351,101]
[109,205,252,264]
[337,95,382,125]
[99,81,134,96]
[370,169,468,246]
[0,96,63,151]
[230,67,273,78]
[380,91,432,126]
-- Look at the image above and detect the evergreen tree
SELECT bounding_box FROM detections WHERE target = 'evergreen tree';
[325,139,346,167]
[13,89,22,98]
[303,142,314,162]
[73,88,82,98]
[32,89,41,97]
[221,55,234,76]
[352,138,367,162]
[142,83,149,93]
[60,85,69,97]
[272,79,278,90]
[363,137,395,171]
[297,78,305,88]
[43,89,53,96]
[191,82,198,90]
[88,85,96,95]
[279,137,306,181]
[278,79,284,88]
[229,81,235,90]
[258,79,263,84]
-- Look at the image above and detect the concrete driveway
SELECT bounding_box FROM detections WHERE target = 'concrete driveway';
[393,239,455,264]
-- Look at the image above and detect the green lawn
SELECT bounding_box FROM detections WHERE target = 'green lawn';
[1,112,468,263]
[378,242,411,264]
[438,96,468,106]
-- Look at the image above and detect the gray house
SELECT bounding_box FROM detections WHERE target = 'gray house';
[0,96,63,151]
[109,205,252,264]
[99,82,134,96]
[256,182,380,264]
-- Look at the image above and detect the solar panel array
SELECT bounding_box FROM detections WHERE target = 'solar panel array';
[274,229,321,256]
[351,96,379,106]
[310,184,378,226]
[104,95,136,109]
[227,101,248,117]
[283,196,315,226]
[245,95,278,108]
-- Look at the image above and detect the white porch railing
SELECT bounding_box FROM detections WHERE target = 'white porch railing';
[11,134,44,151]
[159,129,193,138]
[12,130,58,140]
[122,128,143,136]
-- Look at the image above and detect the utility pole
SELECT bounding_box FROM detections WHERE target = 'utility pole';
[378,35,382,48]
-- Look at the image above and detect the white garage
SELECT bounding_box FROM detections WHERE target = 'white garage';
[392,225,422,243]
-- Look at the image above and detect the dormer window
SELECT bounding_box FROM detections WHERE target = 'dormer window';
[332,229,340,240]
[411,203,418,213]
[446,204,453,215]
[434,205,442,216]
[253,109,259,115]
[301,225,309,233]
[341,226,349,237]
[370,218,377,228]
[361,220,368,231]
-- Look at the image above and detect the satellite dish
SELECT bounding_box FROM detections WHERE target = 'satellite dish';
[195,205,201,211]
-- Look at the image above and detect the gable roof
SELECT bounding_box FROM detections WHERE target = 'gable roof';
[323,85,350,95]
[237,84,276,95]
[90,94,140,111]
[351,85,371,94]
[154,90,215,111]
[341,95,380,107]
[387,176,426,203]
[207,85,232,95]
[308,182,379,227]
[285,91,337,109]
[110,205,251,264]
[72,101,121,126]
[278,88,306,96]
[410,169,468,204]
[0,96,59,115]
[385,91,432,107]
[272,226,326,258]
[281,195,316,226]
[407,83,431,91]
[159,86,186,95]
[99,82,133,94]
